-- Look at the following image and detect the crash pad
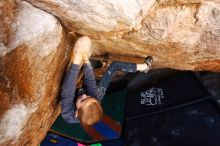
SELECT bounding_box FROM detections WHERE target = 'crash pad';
[49,90,126,144]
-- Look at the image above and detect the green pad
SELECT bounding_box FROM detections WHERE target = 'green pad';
[49,90,126,144]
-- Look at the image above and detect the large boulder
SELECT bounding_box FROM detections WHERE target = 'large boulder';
[0,1,69,145]
[0,0,220,146]
[26,0,220,71]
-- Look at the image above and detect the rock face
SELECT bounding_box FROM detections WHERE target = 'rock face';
[0,1,69,145]
[27,0,220,71]
[0,0,220,146]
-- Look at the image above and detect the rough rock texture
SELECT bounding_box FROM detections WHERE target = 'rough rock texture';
[1,0,220,146]
[0,1,69,145]
[26,0,220,72]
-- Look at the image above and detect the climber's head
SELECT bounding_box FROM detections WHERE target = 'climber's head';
[75,94,103,126]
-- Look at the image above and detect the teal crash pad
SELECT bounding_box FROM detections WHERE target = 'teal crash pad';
[49,90,126,144]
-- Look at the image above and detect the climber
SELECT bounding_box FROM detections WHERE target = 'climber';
[61,36,153,127]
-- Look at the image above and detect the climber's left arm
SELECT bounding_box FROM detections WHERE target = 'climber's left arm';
[82,60,100,100]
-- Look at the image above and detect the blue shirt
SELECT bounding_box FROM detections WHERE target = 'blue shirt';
[61,63,100,123]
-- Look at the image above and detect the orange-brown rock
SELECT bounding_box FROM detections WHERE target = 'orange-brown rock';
[26,0,220,72]
[1,0,220,146]
[0,1,70,145]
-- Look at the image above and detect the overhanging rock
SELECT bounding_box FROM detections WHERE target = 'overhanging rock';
[27,0,220,72]
[0,1,69,145]
[0,0,220,146]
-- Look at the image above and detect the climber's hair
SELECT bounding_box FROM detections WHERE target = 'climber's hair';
[77,98,103,126]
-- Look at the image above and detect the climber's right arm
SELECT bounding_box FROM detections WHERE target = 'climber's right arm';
[61,63,80,123]
[60,47,84,123]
